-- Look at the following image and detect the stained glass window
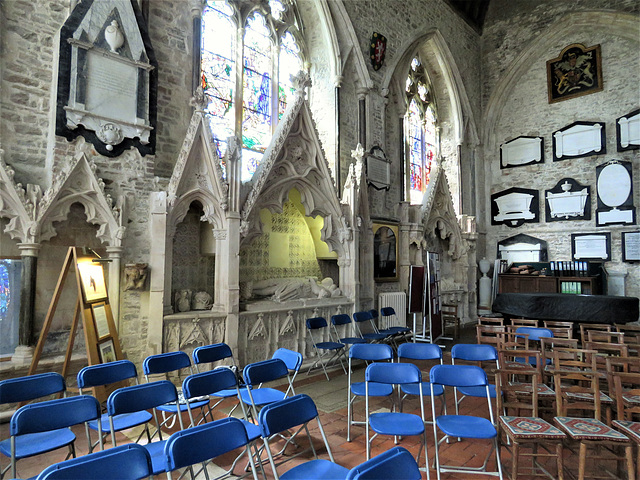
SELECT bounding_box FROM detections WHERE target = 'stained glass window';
[202,1,304,181]
[0,262,9,321]
[405,56,438,205]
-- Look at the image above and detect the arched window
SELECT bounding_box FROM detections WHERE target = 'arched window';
[405,57,438,205]
[202,0,304,181]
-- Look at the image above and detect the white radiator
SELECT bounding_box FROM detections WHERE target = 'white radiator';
[378,292,407,328]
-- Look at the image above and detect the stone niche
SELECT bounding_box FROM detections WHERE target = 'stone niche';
[56,0,157,157]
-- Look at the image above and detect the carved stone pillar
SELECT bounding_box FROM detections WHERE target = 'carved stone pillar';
[105,245,123,329]
[147,192,169,355]
[357,88,368,147]
[13,243,41,364]
[190,0,205,95]
[222,212,241,354]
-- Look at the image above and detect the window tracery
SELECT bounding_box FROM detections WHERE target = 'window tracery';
[202,0,304,181]
[405,56,438,205]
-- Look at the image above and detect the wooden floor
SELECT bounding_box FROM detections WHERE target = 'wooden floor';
[0,325,631,479]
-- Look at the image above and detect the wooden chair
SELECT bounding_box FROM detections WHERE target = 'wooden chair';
[540,337,579,386]
[545,326,573,340]
[616,324,640,356]
[441,303,460,340]
[478,316,505,327]
[587,330,625,344]
[579,323,612,346]
[511,318,539,328]
[497,350,565,480]
[476,324,506,350]
[610,371,640,480]
[544,320,574,330]
[553,366,634,480]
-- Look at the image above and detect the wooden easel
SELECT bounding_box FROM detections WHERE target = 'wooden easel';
[28,247,123,399]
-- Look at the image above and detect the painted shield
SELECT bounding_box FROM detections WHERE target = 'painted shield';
[370,32,387,71]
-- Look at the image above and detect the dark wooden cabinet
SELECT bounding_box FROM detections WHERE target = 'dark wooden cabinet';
[498,274,599,295]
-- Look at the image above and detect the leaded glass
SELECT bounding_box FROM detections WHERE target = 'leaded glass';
[269,0,285,20]
[278,31,302,118]
[0,262,9,320]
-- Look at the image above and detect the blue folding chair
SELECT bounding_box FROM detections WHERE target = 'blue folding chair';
[347,343,394,442]
[515,327,554,365]
[36,444,152,480]
[345,446,421,480]
[331,314,366,348]
[107,380,184,475]
[77,360,152,451]
[143,351,210,429]
[258,394,348,480]
[192,343,243,416]
[397,343,444,419]
[430,364,503,480]
[450,343,499,415]
[2,395,102,480]
[364,363,429,478]
[306,317,347,380]
[165,417,260,480]
[380,307,411,336]
[353,311,388,343]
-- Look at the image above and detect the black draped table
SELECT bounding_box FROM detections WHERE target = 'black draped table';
[492,293,639,325]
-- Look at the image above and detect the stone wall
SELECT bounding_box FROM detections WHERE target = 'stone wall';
[481,1,640,307]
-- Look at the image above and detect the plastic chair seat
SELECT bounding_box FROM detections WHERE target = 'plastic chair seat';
[401,382,444,397]
[369,412,425,437]
[457,384,497,398]
[156,398,209,413]
[240,387,286,406]
[315,341,345,351]
[0,428,75,459]
[340,337,366,345]
[142,439,168,475]
[89,411,152,433]
[351,382,393,397]
[280,458,349,480]
[435,415,497,439]
[362,333,386,341]
[385,326,410,334]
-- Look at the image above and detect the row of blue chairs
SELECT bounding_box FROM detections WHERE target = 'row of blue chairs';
[36,395,422,480]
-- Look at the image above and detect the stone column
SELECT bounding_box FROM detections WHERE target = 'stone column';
[190,0,205,94]
[105,246,123,329]
[13,243,41,365]
[357,87,368,147]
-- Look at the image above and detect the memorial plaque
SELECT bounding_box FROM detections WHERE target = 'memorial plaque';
[571,233,611,261]
[622,231,640,262]
[366,146,390,190]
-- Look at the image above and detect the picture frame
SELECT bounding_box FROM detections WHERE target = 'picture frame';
[571,233,611,261]
[622,231,640,262]
[91,302,111,340]
[98,339,117,363]
[77,259,108,303]
[547,43,603,104]
[373,222,398,282]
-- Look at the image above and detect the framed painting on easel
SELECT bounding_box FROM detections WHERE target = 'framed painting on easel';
[77,258,108,303]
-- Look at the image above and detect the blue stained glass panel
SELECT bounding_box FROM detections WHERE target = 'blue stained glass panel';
[241,148,263,181]
[278,32,302,118]
[0,263,9,319]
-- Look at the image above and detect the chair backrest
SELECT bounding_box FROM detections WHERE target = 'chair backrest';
[183,368,238,399]
[366,363,421,385]
[258,393,320,437]
[36,444,152,480]
[380,307,395,317]
[243,358,290,387]
[143,351,192,377]
[0,372,65,404]
[77,360,138,389]
[353,311,374,323]
[430,364,488,388]
[272,347,303,373]
[306,316,329,330]
[331,313,352,327]
[476,324,505,348]
[11,395,101,436]
[511,318,539,328]
[165,417,250,471]
[192,343,233,366]
[477,316,504,327]
[368,309,378,320]
[345,446,421,480]
[515,326,553,341]
[495,356,541,418]
[107,380,179,416]
[349,343,393,362]
[610,371,640,421]
[451,343,498,362]
[398,342,442,361]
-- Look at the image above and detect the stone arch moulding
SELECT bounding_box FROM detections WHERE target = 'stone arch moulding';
[0,151,40,244]
[166,108,229,236]
[422,167,467,260]
[37,153,126,247]
[381,29,479,148]
[483,11,640,149]
[240,83,352,260]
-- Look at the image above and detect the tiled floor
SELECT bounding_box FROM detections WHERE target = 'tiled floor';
[0,327,631,479]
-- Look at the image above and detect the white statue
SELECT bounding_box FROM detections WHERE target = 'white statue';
[192,291,212,310]
[242,277,341,302]
[175,289,192,312]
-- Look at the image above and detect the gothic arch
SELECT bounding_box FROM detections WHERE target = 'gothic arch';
[0,152,38,244]
[483,11,639,149]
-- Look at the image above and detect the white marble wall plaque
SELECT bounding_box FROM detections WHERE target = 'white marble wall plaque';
[86,52,138,123]
[623,231,640,262]
[596,160,635,226]
[366,146,391,190]
[572,233,610,260]
[500,136,543,168]
[545,178,590,221]
[553,121,605,160]
[617,109,640,151]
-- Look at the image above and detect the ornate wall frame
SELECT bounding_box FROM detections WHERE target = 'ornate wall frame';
[373,222,399,282]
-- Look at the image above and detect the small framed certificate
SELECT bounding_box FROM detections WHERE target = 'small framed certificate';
[92,302,111,339]
[98,339,117,363]
[622,231,640,262]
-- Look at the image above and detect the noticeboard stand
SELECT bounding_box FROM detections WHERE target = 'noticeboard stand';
[28,247,123,399]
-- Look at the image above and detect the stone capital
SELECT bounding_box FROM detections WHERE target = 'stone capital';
[17,243,41,257]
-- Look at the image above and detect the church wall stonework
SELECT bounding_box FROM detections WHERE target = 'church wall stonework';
[481,2,640,307]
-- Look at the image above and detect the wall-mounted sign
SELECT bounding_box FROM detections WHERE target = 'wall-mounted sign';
[622,231,640,262]
[366,146,391,190]
[596,160,635,226]
[500,136,544,169]
[571,233,611,261]
[617,109,640,152]
[546,43,603,104]
[56,0,157,157]
[553,121,605,161]
[545,178,590,222]
[491,187,539,228]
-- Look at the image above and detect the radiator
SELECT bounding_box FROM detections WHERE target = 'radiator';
[378,292,407,328]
